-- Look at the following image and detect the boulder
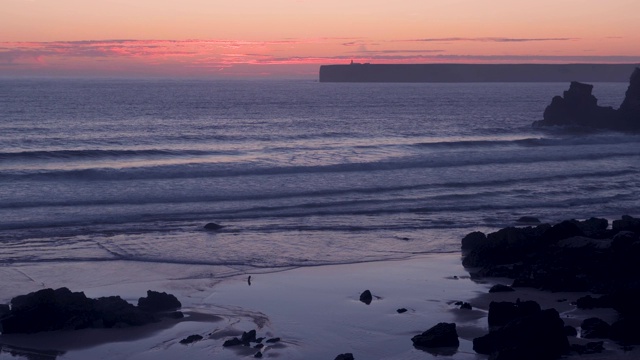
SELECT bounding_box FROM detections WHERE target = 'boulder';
[564,325,577,337]
[179,334,203,344]
[411,322,459,348]
[204,222,224,230]
[489,284,515,293]
[222,337,244,347]
[610,318,640,345]
[359,290,373,305]
[570,341,604,355]
[580,317,610,339]
[334,354,355,360]
[461,231,486,251]
[137,290,181,313]
[612,215,640,233]
[488,300,541,327]
[241,329,257,343]
[396,308,407,314]
[473,308,569,360]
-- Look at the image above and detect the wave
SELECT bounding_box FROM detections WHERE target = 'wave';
[0,148,238,161]
[411,133,640,149]
[2,147,638,182]
[3,168,635,210]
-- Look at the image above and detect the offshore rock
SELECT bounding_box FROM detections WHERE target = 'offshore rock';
[204,222,224,230]
[534,68,640,131]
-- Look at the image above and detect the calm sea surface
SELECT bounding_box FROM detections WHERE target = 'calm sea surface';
[1,79,638,272]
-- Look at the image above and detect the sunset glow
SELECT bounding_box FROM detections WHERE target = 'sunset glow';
[2,0,640,78]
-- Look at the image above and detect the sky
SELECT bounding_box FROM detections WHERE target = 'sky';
[1,0,640,78]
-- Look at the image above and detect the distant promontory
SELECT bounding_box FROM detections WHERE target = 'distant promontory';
[319,63,640,83]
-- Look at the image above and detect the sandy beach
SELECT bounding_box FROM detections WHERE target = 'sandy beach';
[2,252,638,359]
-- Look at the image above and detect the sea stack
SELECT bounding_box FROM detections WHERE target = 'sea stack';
[534,68,640,131]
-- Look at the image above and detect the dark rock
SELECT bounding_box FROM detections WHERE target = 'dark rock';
[461,231,487,251]
[541,221,584,245]
[581,317,611,339]
[576,295,613,309]
[462,224,550,268]
[473,308,569,360]
[619,68,640,118]
[0,304,10,319]
[93,295,156,328]
[254,343,264,349]
[396,308,407,314]
[255,337,265,343]
[459,302,472,310]
[610,318,640,345]
[569,217,610,238]
[265,337,281,343]
[204,222,224,230]
[564,325,577,337]
[179,334,203,344]
[137,290,181,313]
[612,215,640,233]
[167,311,184,319]
[489,284,515,293]
[488,300,541,327]
[411,322,459,348]
[359,290,372,305]
[222,337,243,347]
[241,329,257,343]
[0,287,160,334]
[254,351,263,358]
[516,216,541,224]
[534,68,640,131]
[334,353,355,360]
[571,341,604,355]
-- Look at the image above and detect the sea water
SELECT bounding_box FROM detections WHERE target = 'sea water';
[1,79,639,275]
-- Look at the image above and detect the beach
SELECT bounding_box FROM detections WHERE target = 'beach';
[2,252,638,360]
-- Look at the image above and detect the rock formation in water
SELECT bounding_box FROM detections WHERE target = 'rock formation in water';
[534,68,640,131]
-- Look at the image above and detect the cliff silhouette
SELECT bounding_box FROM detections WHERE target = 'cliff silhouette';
[534,68,640,132]
[319,64,640,83]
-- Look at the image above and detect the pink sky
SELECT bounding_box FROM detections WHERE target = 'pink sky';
[2,0,640,78]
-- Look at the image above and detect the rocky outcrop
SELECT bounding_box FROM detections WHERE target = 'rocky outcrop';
[473,308,569,360]
[0,287,181,334]
[462,215,640,346]
[412,322,460,349]
[488,300,541,327]
[137,290,181,313]
[534,68,640,131]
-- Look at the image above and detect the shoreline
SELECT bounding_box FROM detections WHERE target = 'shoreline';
[2,252,639,359]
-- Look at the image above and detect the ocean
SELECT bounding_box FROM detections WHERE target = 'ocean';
[1,79,639,277]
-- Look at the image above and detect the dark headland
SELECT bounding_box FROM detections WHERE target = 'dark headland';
[319,63,640,83]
